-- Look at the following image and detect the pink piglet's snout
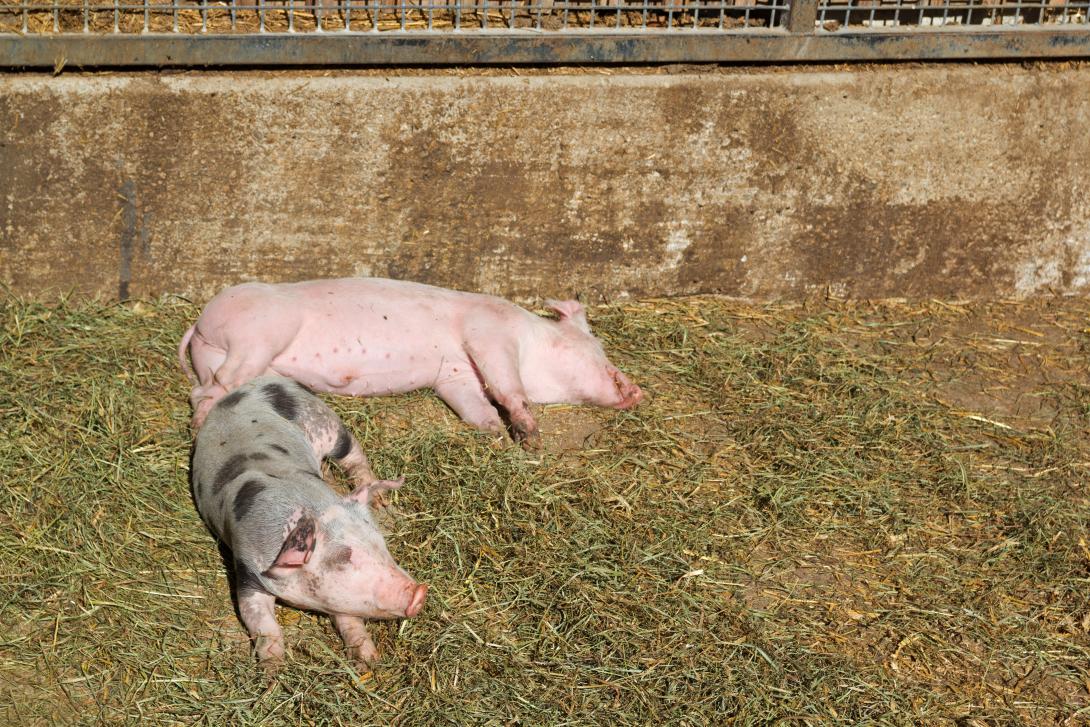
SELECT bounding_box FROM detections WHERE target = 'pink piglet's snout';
[611,370,644,409]
[404,583,428,618]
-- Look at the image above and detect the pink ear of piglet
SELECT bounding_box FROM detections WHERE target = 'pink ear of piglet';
[346,477,406,506]
[545,299,588,325]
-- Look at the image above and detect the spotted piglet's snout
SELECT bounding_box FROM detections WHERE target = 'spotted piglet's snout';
[369,574,428,619]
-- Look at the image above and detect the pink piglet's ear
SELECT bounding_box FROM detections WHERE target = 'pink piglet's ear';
[265,515,317,572]
[346,477,405,506]
[545,299,589,331]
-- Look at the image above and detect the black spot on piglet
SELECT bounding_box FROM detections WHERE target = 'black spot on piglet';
[214,454,249,494]
[323,545,353,571]
[233,479,266,521]
[219,389,248,409]
[269,444,289,455]
[248,452,271,462]
[331,426,352,460]
[263,382,298,421]
[235,559,267,597]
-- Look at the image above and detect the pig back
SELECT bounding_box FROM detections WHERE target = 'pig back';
[190,380,339,573]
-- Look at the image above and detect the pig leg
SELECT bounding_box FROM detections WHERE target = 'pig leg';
[189,315,304,427]
[237,578,285,670]
[212,347,279,396]
[189,346,279,428]
[187,337,229,428]
[463,343,540,445]
[434,377,505,433]
[330,431,376,490]
[331,614,379,667]
[281,381,376,488]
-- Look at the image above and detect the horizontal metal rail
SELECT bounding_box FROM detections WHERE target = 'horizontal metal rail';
[1,26,1089,66]
[0,0,1088,66]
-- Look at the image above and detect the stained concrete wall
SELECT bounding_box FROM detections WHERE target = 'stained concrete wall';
[2,66,1089,303]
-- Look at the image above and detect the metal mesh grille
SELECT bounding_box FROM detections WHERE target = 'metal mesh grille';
[818,0,1089,27]
[0,0,787,33]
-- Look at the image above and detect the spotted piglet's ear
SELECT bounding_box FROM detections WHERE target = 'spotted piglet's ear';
[545,299,590,333]
[346,477,405,507]
[265,514,317,573]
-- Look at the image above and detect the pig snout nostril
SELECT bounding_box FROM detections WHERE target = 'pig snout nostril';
[404,583,428,618]
[613,382,642,409]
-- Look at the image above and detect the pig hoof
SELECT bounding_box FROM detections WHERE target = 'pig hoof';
[352,473,377,489]
[351,643,380,668]
[254,636,286,668]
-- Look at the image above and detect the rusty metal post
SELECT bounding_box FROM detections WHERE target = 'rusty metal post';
[785,0,818,32]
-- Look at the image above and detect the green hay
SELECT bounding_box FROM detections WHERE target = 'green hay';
[1,293,1088,725]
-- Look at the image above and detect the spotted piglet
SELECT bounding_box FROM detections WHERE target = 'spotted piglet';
[190,375,427,671]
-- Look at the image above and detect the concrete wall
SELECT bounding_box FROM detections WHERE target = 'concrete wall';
[2,66,1089,303]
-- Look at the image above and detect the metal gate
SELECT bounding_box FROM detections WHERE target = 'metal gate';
[1,0,1088,66]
